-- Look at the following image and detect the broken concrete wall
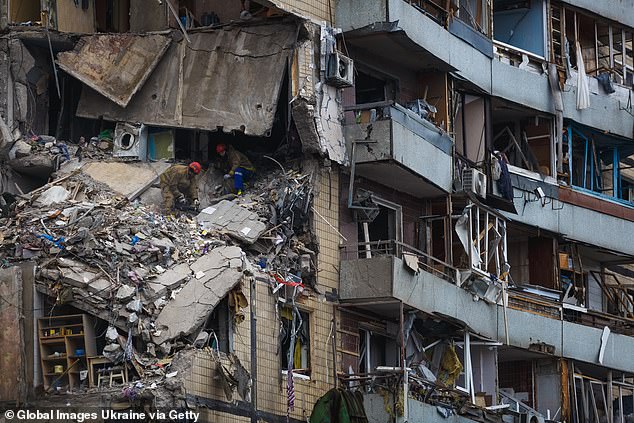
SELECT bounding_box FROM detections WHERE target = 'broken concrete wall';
[153,246,245,345]
[185,165,341,421]
[8,39,50,136]
[0,36,11,143]
[0,266,26,404]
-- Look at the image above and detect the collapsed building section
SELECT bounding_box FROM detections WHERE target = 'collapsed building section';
[0,6,347,421]
[1,0,634,422]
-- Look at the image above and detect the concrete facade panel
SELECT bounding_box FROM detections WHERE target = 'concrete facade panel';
[560,0,634,29]
[343,257,634,372]
[391,119,453,192]
[504,186,634,256]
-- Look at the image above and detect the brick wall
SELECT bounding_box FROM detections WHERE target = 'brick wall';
[185,165,340,421]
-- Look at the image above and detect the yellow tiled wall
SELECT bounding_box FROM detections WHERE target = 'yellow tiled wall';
[185,165,341,421]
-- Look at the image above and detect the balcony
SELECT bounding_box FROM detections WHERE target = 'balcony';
[345,103,453,196]
[336,0,634,140]
[501,166,634,257]
[336,0,494,93]
[340,241,634,373]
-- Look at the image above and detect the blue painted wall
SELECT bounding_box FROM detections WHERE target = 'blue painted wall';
[493,0,545,56]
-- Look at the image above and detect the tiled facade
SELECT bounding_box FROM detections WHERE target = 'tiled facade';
[185,166,341,420]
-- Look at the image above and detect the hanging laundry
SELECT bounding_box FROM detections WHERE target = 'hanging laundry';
[497,153,514,201]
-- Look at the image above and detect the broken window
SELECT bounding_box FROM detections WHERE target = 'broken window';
[559,245,587,307]
[357,198,403,258]
[358,329,399,373]
[572,372,611,423]
[562,123,634,204]
[493,0,546,57]
[406,0,449,27]
[454,0,490,35]
[454,201,508,278]
[8,0,40,23]
[550,1,634,87]
[280,308,311,376]
[492,100,554,175]
[354,69,397,106]
[204,296,232,354]
[454,94,487,165]
[499,360,535,408]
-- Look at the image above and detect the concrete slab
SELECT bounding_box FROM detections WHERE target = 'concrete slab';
[60,267,99,289]
[196,200,266,244]
[153,246,244,344]
[145,262,191,299]
[87,278,112,295]
[81,161,172,198]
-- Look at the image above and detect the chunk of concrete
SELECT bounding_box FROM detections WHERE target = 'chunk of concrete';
[144,262,190,299]
[87,278,112,295]
[8,139,31,160]
[150,237,175,251]
[115,284,136,302]
[60,267,99,289]
[35,186,70,206]
[81,161,172,198]
[153,246,244,344]
[196,200,266,244]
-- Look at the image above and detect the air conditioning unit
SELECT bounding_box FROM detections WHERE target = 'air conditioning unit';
[326,52,354,88]
[462,168,487,198]
[113,122,148,160]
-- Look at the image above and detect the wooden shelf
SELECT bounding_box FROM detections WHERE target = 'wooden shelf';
[38,314,96,392]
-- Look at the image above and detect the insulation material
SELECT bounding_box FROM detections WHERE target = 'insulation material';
[437,343,463,388]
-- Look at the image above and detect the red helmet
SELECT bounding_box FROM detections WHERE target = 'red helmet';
[189,162,202,175]
[216,144,226,154]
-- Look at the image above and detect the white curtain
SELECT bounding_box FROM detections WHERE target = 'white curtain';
[576,42,591,110]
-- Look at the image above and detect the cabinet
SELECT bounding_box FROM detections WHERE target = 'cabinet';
[38,314,97,391]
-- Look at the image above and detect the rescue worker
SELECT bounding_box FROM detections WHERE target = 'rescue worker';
[216,144,255,195]
[159,162,202,213]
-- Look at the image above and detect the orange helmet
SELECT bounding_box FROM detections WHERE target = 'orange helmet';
[216,143,226,154]
[189,162,202,175]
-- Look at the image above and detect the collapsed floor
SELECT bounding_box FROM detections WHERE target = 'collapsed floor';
[0,134,320,411]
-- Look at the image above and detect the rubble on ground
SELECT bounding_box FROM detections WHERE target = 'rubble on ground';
[0,139,319,402]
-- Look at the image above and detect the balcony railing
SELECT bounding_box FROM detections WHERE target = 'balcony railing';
[341,239,458,284]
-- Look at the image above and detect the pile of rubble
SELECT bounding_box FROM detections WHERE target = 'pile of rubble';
[0,148,318,404]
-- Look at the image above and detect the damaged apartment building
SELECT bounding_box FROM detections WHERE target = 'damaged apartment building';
[1,0,634,423]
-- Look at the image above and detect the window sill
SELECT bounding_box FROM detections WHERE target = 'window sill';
[281,370,311,381]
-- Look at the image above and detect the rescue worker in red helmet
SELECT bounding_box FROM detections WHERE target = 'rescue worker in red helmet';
[215,143,255,195]
[159,162,202,213]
